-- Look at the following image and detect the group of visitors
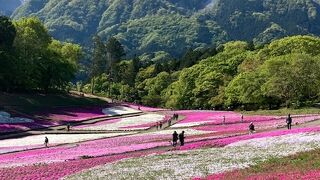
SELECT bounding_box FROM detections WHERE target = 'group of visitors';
[248,114,293,135]
[173,113,179,120]
[156,122,163,129]
[172,131,185,147]
[156,113,180,130]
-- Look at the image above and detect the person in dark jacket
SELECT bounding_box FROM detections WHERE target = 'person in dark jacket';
[44,136,49,148]
[286,114,292,130]
[249,122,255,134]
[179,131,185,146]
[172,131,178,147]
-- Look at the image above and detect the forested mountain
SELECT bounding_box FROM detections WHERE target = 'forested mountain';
[12,0,320,57]
[0,0,23,16]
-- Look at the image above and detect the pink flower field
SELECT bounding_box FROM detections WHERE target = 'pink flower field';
[122,103,168,112]
[193,115,320,134]
[0,121,60,134]
[0,149,165,180]
[180,127,320,150]
[32,105,140,122]
[172,110,280,128]
[74,114,169,131]
[0,134,170,168]
[1,108,320,179]
[34,106,109,121]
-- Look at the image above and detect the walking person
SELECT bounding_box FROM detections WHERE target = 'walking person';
[67,123,71,131]
[172,131,178,147]
[286,114,292,130]
[179,131,185,146]
[249,122,255,135]
[44,136,49,148]
[156,122,159,130]
[159,122,163,129]
[168,118,172,126]
[241,114,244,123]
[223,116,226,125]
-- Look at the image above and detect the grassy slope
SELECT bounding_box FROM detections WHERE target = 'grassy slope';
[242,108,320,116]
[0,92,107,114]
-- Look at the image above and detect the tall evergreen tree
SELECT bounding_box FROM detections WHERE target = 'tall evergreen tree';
[0,16,16,50]
[90,35,107,78]
[106,37,125,81]
[0,16,16,91]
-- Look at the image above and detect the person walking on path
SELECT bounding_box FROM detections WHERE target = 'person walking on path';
[249,122,255,135]
[172,131,178,147]
[179,131,185,146]
[223,116,226,125]
[67,123,71,131]
[241,114,244,123]
[156,122,159,130]
[168,118,172,126]
[286,114,292,130]
[159,122,163,129]
[44,136,49,148]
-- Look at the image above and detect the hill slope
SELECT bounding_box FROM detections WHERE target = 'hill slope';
[12,0,320,57]
[0,0,22,16]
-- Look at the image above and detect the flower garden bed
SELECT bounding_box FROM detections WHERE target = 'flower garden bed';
[1,109,320,179]
[0,133,132,155]
[34,106,141,122]
[66,130,320,179]
[74,114,167,131]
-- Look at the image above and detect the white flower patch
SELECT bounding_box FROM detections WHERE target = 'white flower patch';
[143,129,213,136]
[80,114,165,131]
[0,111,34,123]
[66,132,320,180]
[171,121,213,128]
[227,133,320,149]
[102,106,141,116]
[0,133,133,154]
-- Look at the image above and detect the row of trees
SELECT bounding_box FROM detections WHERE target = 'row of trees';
[0,16,82,92]
[85,35,320,110]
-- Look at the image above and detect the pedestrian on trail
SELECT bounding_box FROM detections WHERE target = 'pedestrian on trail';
[223,116,226,124]
[179,131,185,146]
[241,114,244,123]
[67,123,71,131]
[159,121,163,129]
[249,122,255,135]
[156,122,159,130]
[172,131,178,147]
[44,136,49,148]
[286,114,292,130]
[168,118,172,126]
[174,113,177,120]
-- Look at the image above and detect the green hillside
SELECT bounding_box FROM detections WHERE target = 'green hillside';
[12,0,320,57]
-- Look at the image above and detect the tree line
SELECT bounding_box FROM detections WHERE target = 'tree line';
[85,35,320,110]
[0,16,81,93]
